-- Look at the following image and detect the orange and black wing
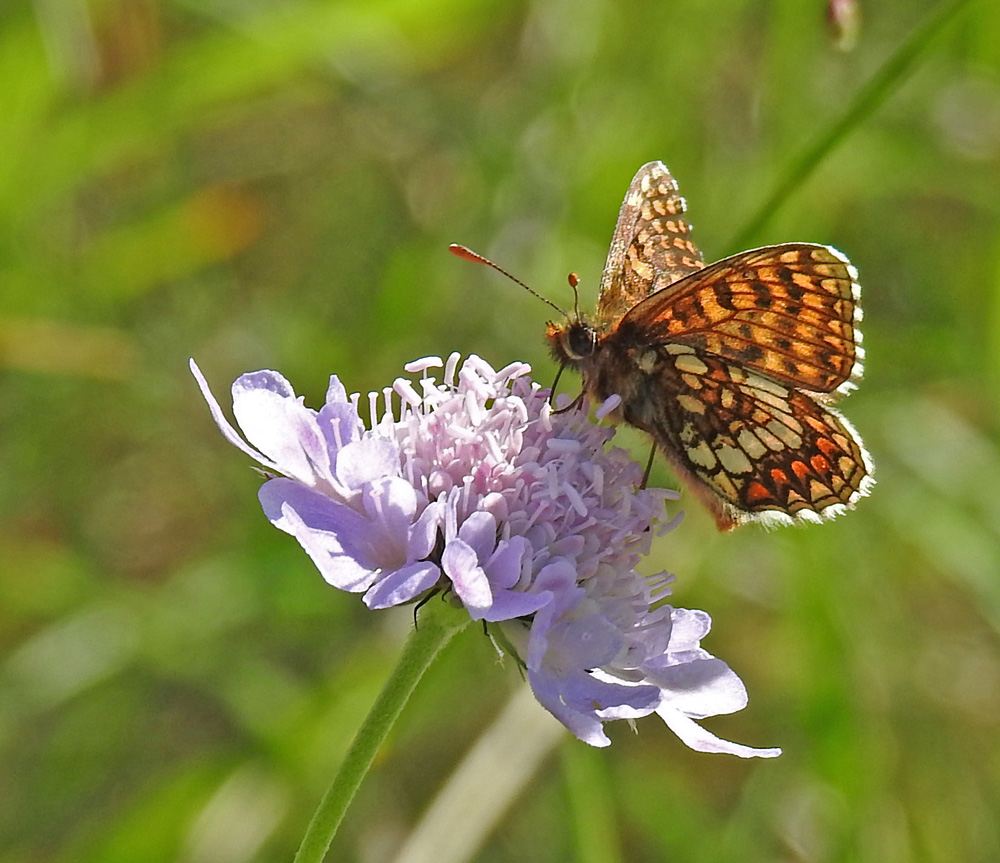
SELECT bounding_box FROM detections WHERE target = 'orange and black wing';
[595,161,705,328]
[618,243,863,398]
[615,343,874,530]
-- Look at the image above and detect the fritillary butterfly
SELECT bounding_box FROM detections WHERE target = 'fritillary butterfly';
[546,161,874,530]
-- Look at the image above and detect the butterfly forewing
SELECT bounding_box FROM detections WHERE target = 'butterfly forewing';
[595,161,705,328]
[615,344,874,530]
[618,244,863,397]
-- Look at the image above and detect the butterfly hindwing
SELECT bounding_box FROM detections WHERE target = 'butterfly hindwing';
[606,342,873,530]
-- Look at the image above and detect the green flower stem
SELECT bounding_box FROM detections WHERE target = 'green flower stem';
[729,0,975,250]
[293,599,471,863]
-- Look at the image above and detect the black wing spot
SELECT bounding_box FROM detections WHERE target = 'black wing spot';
[717,290,737,311]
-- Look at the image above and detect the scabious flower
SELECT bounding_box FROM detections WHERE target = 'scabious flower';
[191,353,778,757]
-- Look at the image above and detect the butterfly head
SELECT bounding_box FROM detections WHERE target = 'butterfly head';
[546,318,597,369]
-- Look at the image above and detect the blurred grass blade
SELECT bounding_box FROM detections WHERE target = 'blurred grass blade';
[0,317,137,379]
[730,0,976,250]
[562,741,622,863]
[390,685,564,863]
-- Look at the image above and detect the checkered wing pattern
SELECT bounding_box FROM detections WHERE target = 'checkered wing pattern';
[620,244,863,397]
[595,161,705,327]
[625,345,873,530]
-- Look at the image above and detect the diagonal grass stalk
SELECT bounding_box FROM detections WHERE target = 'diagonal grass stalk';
[730,0,976,250]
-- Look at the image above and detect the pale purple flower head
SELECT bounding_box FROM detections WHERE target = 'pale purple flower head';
[191,353,779,757]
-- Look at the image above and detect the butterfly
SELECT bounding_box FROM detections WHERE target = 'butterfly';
[545,161,874,530]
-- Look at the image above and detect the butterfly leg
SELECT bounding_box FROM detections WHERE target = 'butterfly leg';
[546,364,566,405]
[552,390,586,415]
[641,442,657,489]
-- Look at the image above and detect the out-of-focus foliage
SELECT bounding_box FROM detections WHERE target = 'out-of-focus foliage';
[2,0,999,861]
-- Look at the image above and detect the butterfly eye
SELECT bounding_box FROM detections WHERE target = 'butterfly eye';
[562,323,596,361]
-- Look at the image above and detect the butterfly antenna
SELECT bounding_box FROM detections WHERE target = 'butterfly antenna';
[449,244,568,317]
[567,272,581,320]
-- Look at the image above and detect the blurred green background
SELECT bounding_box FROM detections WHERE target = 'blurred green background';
[3,0,1000,860]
